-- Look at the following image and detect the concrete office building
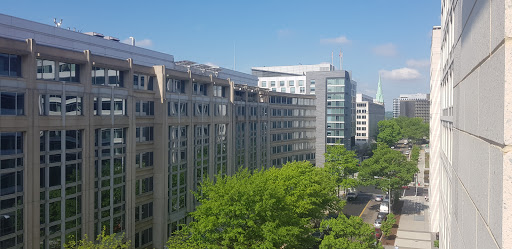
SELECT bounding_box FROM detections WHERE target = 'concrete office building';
[355,94,385,145]
[432,1,512,248]
[252,63,335,94]
[307,71,356,166]
[0,14,316,249]
[252,64,356,167]
[393,93,430,122]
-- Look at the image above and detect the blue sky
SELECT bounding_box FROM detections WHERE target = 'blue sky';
[3,1,440,110]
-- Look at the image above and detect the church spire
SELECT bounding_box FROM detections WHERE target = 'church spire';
[376,74,384,104]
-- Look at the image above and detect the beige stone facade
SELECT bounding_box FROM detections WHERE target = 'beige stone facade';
[0,15,316,249]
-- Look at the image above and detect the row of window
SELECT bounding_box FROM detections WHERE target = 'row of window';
[356,133,367,137]
[271,142,314,154]
[269,87,306,94]
[268,96,314,106]
[1,91,318,118]
[271,120,314,129]
[271,108,313,117]
[271,131,314,142]
[261,80,305,87]
[271,153,315,168]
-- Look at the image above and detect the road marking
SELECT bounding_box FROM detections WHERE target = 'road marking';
[359,200,371,217]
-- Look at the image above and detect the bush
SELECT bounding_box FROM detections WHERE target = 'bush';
[380,213,396,237]
[434,240,439,247]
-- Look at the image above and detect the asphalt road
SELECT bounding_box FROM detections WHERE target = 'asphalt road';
[342,185,384,217]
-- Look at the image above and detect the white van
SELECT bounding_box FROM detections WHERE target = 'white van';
[379,202,389,213]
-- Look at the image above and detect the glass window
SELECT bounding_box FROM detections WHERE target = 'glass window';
[58,62,80,83]
[92,67,123,87]
[270,81,276,87]
[0,92,17,115]
[92,67,105,85]
[114,98,126,116]
[280,88,286,92]
[37,59,55,80]
[102,98,111,115]
[279,81,285,86]
[261,81,266,87]
[290,87,295,93]
[288,80,294,86]
[49,95,62,116]
[65,96,82,116]
[298,80,304,86]
[0,53,21,77]
[300,87,305,94]
[148,76,154,90]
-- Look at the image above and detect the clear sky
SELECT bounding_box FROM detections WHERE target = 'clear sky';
[3,1,440,110]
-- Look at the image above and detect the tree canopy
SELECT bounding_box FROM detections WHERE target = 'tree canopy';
[324,145,360,192]
[167,161,341,249]
[394,117,429,142]
[376,120,402,147]
[319,215,383,249]
[377,117,429,146]
[357,144,418,195]
[63,228,130,249]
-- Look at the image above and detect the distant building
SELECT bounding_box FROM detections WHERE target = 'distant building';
[355,94,385,145]
[252,65,356,167]
[393,93,430,122]
[252,63,335,94]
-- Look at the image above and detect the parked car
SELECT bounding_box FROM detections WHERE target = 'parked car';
[377,212,388,220]
[374,218,383,228]
[390,146,395,149]
[402,185,410,189]
[374,228,382,239]
[347,192,358,201]
[374,194,384,202]
[379,202,389,213]
[405,151,410,155]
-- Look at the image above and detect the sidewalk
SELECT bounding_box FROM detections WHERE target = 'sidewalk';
[391,148,434,249]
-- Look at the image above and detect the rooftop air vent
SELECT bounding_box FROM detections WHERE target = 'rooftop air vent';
[84,32,105,38]
[104,36,120,42]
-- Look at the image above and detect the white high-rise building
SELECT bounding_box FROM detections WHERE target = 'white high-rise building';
[355,94,384,145]
[432,1,512,248]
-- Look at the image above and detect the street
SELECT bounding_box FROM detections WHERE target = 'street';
[342,185,384,219]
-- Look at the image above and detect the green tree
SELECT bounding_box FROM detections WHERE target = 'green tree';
[394,117,429,143]
[380,213,396,237]
[324,145,360,196]
[358,144,418,201]
[167,161,341,249]
[377,120,402,147]
[410,145,420,162]
[64,227,130,249]
[319,215,383,249]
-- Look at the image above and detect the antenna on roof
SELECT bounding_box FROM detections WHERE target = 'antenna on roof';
[53,18,63,28]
